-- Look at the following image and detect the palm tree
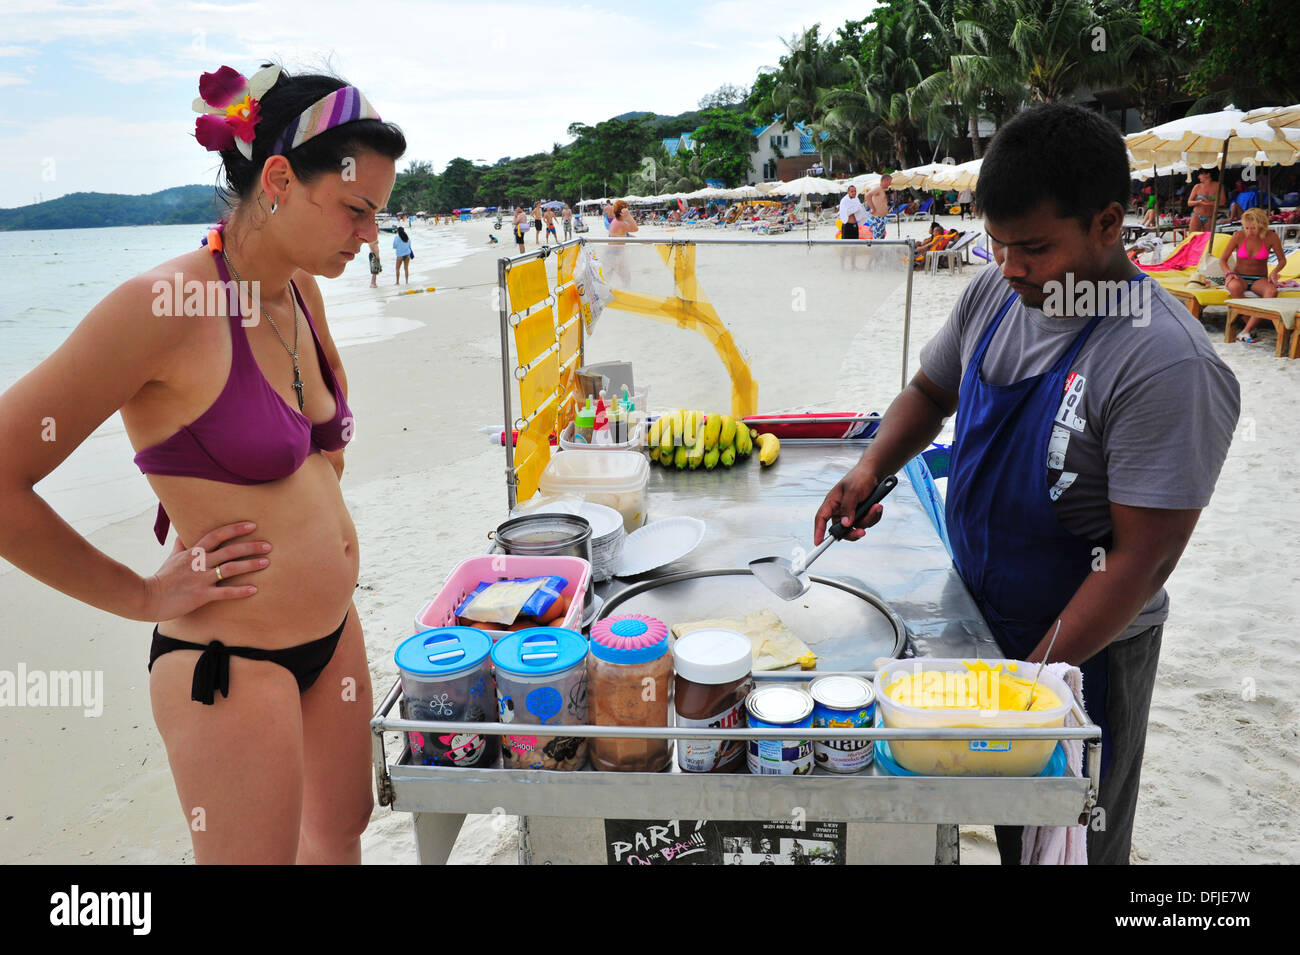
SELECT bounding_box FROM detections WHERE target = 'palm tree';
[767,25,846,129]
[822,11,930,170]
[909,0,1029,158]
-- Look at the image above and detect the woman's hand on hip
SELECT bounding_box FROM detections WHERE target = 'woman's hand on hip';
[142,521,270,621]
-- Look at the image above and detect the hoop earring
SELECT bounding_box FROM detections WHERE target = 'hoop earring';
[270,197,279,215]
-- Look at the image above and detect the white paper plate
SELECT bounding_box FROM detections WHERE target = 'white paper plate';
[525,500,624,541]
[615,516,706,577]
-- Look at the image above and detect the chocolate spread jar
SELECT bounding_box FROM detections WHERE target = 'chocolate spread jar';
[672,629,753,773]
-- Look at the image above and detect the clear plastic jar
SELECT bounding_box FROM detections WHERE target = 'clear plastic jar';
[588,615,672,772]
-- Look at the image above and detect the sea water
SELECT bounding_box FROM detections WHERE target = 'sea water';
[0,222,475,544]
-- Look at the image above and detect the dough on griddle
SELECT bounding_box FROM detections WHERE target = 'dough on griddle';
[671,610,816,671]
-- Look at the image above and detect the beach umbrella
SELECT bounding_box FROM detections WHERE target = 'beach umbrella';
[1126,109,1300,261]
[541,200,565,210]
[779,176,840,197]
[931,158,981,193]
[846,173,882,191]
[727,185,762,199]
[757,181,790,196]
[890,163,952,190]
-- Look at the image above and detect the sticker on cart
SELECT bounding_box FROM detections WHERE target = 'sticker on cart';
[604,818,847,865]
[969,739,1012,752]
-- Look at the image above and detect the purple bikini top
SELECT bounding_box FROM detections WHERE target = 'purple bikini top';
[134,230,353,543]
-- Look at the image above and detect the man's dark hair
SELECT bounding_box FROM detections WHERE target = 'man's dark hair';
[977,103,1129,230]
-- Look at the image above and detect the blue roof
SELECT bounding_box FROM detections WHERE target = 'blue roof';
[661,137,681,157]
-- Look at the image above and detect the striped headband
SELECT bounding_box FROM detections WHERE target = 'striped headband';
[268,86,382,157]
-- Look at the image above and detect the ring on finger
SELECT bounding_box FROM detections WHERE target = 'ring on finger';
[215,565,223,582]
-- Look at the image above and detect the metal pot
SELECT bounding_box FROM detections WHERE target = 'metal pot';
[492,514,594,622]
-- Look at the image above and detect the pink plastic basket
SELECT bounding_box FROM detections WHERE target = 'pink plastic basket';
[413,554,591,638]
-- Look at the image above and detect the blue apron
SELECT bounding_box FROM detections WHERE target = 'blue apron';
[945,291,1113,777]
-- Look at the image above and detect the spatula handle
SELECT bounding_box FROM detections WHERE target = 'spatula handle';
[829,475,898,541]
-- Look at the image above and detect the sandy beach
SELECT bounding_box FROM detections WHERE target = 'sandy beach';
[2,213,1296,865]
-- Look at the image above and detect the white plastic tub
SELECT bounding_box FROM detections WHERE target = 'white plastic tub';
[873,658,1072,777]
[537,450,649,533]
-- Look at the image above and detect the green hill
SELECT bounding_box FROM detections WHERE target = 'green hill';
[0,185,224,232]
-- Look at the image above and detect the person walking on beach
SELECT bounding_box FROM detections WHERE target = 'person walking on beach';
[512,206,528,252]
[0,63,405,864]
[838,185,867,240]
[367,238,382,287]
[392,226,412,284]
[531,202,543,246]
[815,103,1239,866]
[863,173,892,239]
[562,204,573,240]
[605,199,637,284]
[543,207,558,244]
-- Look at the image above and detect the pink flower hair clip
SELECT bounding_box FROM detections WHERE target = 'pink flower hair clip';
[192,64,281,158]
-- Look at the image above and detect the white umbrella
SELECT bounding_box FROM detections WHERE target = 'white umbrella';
[726,185,762,199]
[757,181,790,195]
[931,159,981,192]
[1125,109,1300,167]
[1127,109,1300,261]
[779,176,843,197]
[846,173,882,191]
[890,163,953,190]
[470,206,486,214]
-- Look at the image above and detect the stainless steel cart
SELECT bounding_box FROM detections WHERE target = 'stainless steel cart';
[371,440,1101,864]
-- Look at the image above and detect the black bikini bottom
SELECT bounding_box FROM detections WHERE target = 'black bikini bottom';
[148,613,348,705]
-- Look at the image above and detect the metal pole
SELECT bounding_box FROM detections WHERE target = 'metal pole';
[498,256,517,513]
[902,240,915,392]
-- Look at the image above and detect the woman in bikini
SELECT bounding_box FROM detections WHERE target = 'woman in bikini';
[0,63,404,863]
[1219,206,1287,342]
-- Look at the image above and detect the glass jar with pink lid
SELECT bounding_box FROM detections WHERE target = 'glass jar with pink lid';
[587,614,673,772]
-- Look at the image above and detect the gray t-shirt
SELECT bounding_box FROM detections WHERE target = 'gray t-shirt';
[920,266,1240,638]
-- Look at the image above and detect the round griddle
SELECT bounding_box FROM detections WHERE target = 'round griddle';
[597,568,907,671]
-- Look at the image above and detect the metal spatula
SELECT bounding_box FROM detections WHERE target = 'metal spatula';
[749,476,898,600]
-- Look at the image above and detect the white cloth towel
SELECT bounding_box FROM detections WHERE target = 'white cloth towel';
[1020,662,1089,865]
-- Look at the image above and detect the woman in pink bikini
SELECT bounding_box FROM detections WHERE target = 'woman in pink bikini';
[0,64,404,863]
[1219,207,1287,342]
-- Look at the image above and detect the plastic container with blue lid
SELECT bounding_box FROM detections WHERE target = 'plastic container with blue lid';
[588,615,673,772]
[395,628,497,767]
[492,628,590,771]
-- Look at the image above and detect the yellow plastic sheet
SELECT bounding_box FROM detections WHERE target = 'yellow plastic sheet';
[556,283,580,325]
[507,259,550,314]
[517,349,559,422]
[513,410,553,503]
[513,305,556,367]
[556,245,579,285]
[557,317,581,367]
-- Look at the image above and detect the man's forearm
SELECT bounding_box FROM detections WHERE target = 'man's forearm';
[857,383,950,479]
[1028,548,1170,666]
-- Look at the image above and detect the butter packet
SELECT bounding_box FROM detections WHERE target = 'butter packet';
[456,576,567,626]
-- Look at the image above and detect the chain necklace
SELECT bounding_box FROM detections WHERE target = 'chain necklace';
[220,248,305,410]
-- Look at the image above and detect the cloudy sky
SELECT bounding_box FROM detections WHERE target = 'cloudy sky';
[0,0,878,209]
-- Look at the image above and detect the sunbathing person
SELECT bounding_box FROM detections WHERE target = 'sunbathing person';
[913,223,961,268]
[1219,207,1287,342]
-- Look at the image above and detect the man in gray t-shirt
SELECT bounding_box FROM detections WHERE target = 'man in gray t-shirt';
[919,264,1239,639]
[815,104,1239,865]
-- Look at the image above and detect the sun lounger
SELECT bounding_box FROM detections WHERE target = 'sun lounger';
[925,231,981,275]
[1224,299,1300,357]
[902,198,934,222]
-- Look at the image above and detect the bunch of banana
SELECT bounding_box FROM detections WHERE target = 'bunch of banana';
[647,410,779,469]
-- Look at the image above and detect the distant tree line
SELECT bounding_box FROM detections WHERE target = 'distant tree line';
[0,185,223,232]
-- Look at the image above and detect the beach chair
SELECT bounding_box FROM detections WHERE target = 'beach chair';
[925,231,981,274]
[884,201,909,223]
[1224,299,1300,356]
[903,198,935,221]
